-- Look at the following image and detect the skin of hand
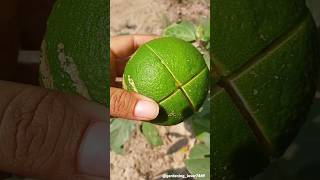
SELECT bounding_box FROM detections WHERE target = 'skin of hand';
[0,0,108,179]
[110,35,160,121]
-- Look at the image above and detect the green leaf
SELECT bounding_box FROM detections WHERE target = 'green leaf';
[196,132,210,147]
[189,144,210,159]
[163,21,196,42]
[185,158,210,180]
[192,118,210,136]
[196,25,205,41]
[188,97,210,130]
[141,122,163,147]
[187,96,210,145]
[202,18,210,42]
[196,18,210,42]
[203,50,210,69]
[206,42,210,49]
[110,118,135,154]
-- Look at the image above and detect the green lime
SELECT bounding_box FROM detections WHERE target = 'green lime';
[39,0,108,106]
[212,0,319,179]
[123,37,209,126]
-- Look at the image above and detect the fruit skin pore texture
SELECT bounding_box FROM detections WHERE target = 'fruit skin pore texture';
[212,0,320,179]
[123,37,209,126]
[39,0,109,106]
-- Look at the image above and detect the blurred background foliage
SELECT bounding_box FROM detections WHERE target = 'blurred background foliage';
[253,0,320,179]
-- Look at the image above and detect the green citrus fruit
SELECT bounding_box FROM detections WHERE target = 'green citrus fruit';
[39,0,109,106]
[212,0,319,179]
[123,37,209,126]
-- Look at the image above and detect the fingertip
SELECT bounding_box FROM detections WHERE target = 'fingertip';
[110,87,160,121]
[134,98,159,120]
[78,121,109,177]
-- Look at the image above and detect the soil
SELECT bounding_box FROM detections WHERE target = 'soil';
[111,122,197,180]
[110,0,209,36]
[110,0,209,179]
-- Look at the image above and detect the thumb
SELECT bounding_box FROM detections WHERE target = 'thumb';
[110,87,159,121]
[0,80,108,179]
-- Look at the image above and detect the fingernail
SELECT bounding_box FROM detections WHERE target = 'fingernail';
[78,122,109,177]
[134,100,159,120]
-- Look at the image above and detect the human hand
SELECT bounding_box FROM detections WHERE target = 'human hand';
[110,35,160,121]
[0,1,108,179]
[0,82,108,180]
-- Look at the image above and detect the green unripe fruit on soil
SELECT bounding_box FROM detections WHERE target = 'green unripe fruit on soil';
[212,0,319,179]
[40,0,109,106]
[123,37,209,126]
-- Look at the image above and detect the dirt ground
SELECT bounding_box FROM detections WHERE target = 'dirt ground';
[110,0,209,179]
[110,0,209,36]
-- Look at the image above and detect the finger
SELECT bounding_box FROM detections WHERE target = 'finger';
[110,35,158,60]
[0,81,108,179]
[110,87,159,121]
[110,35,159,79]
[78,122,108,177]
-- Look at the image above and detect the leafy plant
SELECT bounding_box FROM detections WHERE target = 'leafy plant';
[184,97,210,180]
[163,19,211,179]
[141,122,163,147]
[110,118,135,154]
[163,18,210,44]
[163,21,197,42]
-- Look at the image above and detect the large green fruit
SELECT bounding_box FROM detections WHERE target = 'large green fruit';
[212,0,319,179]
[40,0,109,106]
[123,37,209,126]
